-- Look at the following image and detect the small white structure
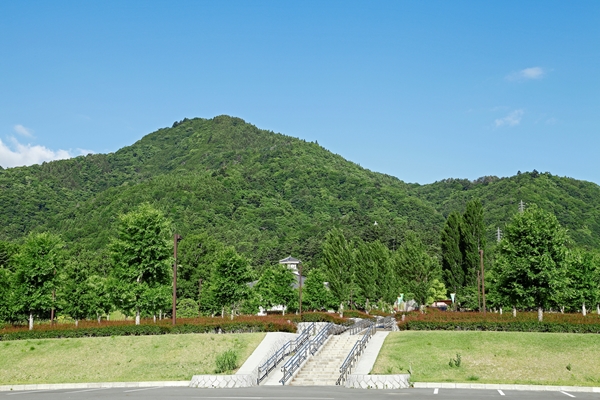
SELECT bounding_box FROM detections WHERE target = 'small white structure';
[279,256,305,289]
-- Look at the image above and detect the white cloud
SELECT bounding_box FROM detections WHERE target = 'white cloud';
[0,137,74,168]
[14,124,34,137]
[495,109,524,127]
[506,67,545,81]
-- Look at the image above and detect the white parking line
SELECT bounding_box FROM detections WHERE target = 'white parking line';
[498,389,505,396]
[122,387,160,393]
[6,390,53,396]
[560,391,575,398]
[63,388,108,394]
[433,388,439,394]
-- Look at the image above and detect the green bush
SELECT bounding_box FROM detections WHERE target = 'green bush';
[177,298,199,318]
[214,349,238,373]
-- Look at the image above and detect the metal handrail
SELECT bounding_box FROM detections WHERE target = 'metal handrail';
[374,315,395,330]
[349,318,373,335]
[280,323,331,385]
[279,321,351,385]
[257,322,315,384]
[336,321,375,385]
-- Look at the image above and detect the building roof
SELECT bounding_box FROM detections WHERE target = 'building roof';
[279,256,301,264]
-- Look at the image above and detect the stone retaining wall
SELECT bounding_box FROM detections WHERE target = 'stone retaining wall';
[189,374,255,388]
[345,374,410,389]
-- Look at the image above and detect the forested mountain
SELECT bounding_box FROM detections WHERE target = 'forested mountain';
[412,173,600,249]
[1,115,599,269]
[0,116,442,267]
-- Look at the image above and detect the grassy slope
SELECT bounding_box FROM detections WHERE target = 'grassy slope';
[0,333,264,384]
[372,331,600,387]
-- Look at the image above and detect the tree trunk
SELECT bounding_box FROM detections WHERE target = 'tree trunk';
[75,319,79,327]
[153,314,156,323]
[29,313,34,330]
[159,310,162,320]
[107,314,110,321]
[582,302,587,317]
[135,309,140,325]
[499,307,503,315]
[512,306,516,317]
[231,309,234,320]
[221,307,224,318]
[97,314,101,324]
[560,306,565,314]
[597,304,600,316]
[537,306,543,322]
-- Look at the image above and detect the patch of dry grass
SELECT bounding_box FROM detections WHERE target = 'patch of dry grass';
[0,333,265,384]
[372,331,600,386]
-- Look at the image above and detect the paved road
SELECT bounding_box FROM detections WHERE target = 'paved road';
[1,386,596,400]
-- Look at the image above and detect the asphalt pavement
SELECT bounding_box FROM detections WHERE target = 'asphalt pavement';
[2,386,597,400]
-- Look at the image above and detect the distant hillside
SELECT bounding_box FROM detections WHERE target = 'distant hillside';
[410,172,600,249]
[1,116,599,267]
[0,116,443,267]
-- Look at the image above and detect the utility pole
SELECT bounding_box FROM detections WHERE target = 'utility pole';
[519,200,525,213]
[172,234,183,326]
[298,261,303,315]
[497,227,502,243]
[480,249,486,315]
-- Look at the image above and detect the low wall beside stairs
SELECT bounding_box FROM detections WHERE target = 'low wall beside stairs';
[345,374,410,389]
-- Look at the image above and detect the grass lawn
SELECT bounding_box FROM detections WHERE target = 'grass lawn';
[0,333,265,385]
[372,331,600,387]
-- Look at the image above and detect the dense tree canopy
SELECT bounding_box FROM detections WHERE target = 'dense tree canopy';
[494,205,570,320]
[109,203,172,324]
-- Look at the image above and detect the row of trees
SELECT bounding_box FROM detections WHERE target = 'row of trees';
[441,200,600,320]
[2,199,599,327]
[0,203,337,327]
[322,228,445,310]
[491,204,600,320]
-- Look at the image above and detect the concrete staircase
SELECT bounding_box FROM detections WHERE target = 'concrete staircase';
[290,333,359,386]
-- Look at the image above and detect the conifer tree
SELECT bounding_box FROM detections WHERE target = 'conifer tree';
[441,211,464,295]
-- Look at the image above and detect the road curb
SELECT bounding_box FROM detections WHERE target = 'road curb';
[0,381,190,392]
[412,382,600,393]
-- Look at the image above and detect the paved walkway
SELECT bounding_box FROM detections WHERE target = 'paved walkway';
[353,331,389,374]
[236,332,298,376]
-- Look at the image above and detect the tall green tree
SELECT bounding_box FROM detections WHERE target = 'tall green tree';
[322,228,355,306]
[393,231,441,308]
[13,232,66,329]
[302,268,336,311]
[60,256,96,326]
[566,249,600,316]
[460,199,486,285]
[494,205,569,321]
[177,232,224,303]
[254,264,296,314]
[354,240,395,304]
[0,241,17,322]
[200,247,252,316]
[441,211,464,295]
[109,203,172,324]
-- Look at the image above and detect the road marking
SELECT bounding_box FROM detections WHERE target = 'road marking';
[122,387,160,393]
[560,391,575,398]
[498,389,505,396]
[433,388,439,394]
[6,390,53,396]
[63,388,108,394]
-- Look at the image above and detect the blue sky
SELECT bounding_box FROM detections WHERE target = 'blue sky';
[1,1,599,184]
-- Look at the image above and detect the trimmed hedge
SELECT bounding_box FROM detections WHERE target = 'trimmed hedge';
[0,312,350,341]
[397,310,600,333]
[401,320,600,333]
[0,319,296,341]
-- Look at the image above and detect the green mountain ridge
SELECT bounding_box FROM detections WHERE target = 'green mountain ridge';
[1,115,598,268]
